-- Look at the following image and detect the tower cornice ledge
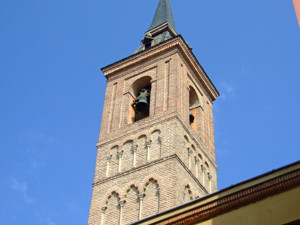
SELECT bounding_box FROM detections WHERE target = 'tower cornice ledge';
[101,36,219,101]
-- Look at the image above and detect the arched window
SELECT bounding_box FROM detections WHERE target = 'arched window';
[121,140,133,171]
[104,192,121,225]
[123,186,140,225]
[107,146,119,176]
[136,135,147,166]
[189,86,200,131]
[130,77,152,123]
[151,130,161,160]
[143,179,160,218]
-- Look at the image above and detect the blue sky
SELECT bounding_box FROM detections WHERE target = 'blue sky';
[1,1,299,224]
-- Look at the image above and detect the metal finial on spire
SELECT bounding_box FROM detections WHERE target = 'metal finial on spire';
[149,0,176,31]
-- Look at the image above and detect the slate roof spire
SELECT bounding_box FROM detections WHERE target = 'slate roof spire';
[134,0,177,54]
[149,0,176,31]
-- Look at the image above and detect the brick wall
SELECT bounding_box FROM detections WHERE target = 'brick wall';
[88,40,218,225]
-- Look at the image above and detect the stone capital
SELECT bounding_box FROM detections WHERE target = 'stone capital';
[145,141,151,149]
[195,158,200,164]
[117,151,123,158]
[118,200,126,207]
[101,207,107,213]
[157,136,162,144]
[138,193,145,201]
[201,165,206,172]
[156,187,161,194]
[188,149,193,155]
[107,155,112,161]
[131,145,138,153]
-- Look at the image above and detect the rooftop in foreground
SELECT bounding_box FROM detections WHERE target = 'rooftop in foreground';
[132,160,300,225]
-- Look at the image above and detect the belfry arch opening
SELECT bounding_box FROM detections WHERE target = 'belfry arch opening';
[189,86,200,131]
[130,76,152,123]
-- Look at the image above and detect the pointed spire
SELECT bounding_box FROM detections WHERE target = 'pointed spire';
[149,0,176,31]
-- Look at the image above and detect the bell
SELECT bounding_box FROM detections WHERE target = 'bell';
[189,112,195,124]
[136,96,148,112]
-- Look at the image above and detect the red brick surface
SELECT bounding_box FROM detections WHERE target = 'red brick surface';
[88,37,218,225]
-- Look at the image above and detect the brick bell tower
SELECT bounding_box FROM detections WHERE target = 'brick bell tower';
[88,1,219,224]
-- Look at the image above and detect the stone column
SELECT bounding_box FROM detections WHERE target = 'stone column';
[131,145,138,167]
[208,173,212,193]
[157,188,161,213]
[195,158,200,178]
[188,149,193,169]
[183,192,186,202]
[138,194,144,219]
[106,155,112,177]
[201,165,206,186]
[118,200,125,225]
[145,141,151,162]
[150,80,156,116]
[117,151,123,173]
[157,136,162,158]
[100,207,107,225]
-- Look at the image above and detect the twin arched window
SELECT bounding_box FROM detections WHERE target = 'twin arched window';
[129,78,201,129]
